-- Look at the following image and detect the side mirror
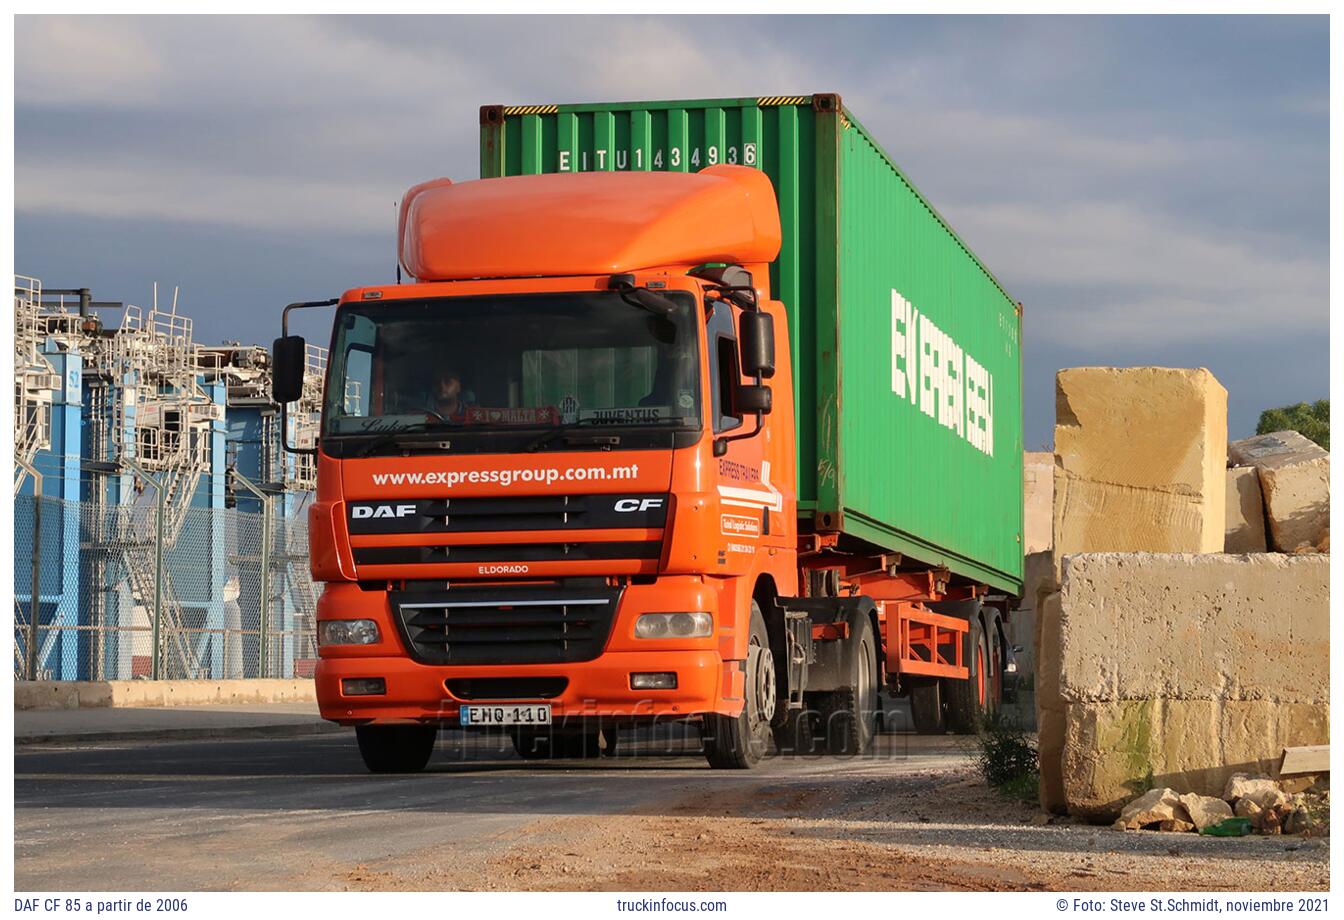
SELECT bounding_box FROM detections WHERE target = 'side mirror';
[271,335,307,404]
[736,383,772,415]
[739,311,775,379]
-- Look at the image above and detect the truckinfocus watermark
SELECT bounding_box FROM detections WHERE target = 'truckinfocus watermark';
[370,464,639,489]
[615,897,730,912]
[891,289,995,457]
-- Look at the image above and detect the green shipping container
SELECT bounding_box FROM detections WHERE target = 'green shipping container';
[480,94,1024,595]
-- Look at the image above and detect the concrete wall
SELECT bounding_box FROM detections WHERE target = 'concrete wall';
[15,678,316,710]
[1047,553,1328,820]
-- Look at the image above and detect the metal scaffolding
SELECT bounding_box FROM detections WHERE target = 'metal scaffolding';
[14,276,63,494]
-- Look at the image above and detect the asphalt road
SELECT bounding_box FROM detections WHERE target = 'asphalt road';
[15,722,971,891]
[16,704,1326,893]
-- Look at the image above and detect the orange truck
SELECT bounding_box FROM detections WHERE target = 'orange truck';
[272,96,1024,772]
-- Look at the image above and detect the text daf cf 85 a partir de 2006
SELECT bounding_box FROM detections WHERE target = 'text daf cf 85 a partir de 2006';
[271,94,1024,772]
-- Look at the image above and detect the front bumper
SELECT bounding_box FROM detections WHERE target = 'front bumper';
[315,649,730,725]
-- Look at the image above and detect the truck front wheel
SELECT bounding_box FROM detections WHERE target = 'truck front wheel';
[702,602,775,769]
[355,724,438,773]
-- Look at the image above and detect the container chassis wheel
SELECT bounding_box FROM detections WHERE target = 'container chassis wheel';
[817,613,879,755]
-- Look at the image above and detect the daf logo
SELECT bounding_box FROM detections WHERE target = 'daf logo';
[614,498,664,513]
[352,504,417,519]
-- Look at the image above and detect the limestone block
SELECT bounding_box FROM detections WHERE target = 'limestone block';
[1034,590,1067,813]
[1179,793,1233,830]
[1118,787,1192,830]
[1011,550,1056,679]
[1023,550,1057,616]
[1229,431,1330,552]
[1024,451,1054,554]
[1057,554,1328,705]
[1234,797,1265,829]
[1038,705,1067,815]
[1225,467,1268,553]
[1060,699,1330,820]
[1053,367,1227,577]
[1223,773,1286,809]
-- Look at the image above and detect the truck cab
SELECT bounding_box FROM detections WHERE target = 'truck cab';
[277,166,820,770]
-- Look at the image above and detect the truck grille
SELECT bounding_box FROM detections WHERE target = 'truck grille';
[354,541,660,566]
[390,585,621,665]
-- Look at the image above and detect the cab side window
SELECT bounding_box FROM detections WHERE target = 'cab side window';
[706,301,742,434]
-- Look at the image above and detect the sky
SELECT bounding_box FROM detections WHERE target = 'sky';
[14,14,1330,448]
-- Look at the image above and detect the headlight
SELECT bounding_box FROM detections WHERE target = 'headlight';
[318,619,381,646]
[634,612,713,639]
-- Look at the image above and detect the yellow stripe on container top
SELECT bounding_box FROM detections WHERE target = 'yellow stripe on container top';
[503,105,559,116]
[757,96,809,107]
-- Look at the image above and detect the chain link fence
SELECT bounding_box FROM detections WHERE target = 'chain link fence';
[14,494,318,681]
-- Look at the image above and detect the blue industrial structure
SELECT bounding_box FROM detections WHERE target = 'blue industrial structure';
[14,279,321,681]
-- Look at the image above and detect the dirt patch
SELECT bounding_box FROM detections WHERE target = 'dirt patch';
[341,762,1328,892]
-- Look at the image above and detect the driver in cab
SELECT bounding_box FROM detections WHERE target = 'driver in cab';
[420,366,474,423]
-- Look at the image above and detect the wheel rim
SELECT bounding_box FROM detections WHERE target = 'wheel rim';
[749,637,776,727]
[976,646,986,707]
[857,639,873,734]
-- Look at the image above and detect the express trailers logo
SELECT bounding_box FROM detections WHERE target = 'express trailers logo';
[890,289,995,457]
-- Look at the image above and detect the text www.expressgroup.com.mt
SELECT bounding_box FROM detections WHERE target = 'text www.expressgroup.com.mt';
[371,464,640,489]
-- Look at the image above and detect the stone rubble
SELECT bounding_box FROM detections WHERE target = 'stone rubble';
[1112,776,1328,837]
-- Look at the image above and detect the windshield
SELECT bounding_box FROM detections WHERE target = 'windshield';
[323,291,702,445]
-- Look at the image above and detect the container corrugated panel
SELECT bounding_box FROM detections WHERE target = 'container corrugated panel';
[480,95,1023,593]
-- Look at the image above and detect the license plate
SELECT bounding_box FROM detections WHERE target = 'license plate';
[460,704,552,726]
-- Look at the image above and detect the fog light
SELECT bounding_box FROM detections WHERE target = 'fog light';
[631,672,677,690]
[318,619,380,646]
[634,612,712,639]
[342,678,386,696]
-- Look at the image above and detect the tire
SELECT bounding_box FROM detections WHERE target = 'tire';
[946,619,991,734]
[703,601,775,769]
[511,726,617,759]
[510,727,555,760]
[817,613,879,755]
[772,705,817,754]
[355,724,437,774]
[909,679,947,734]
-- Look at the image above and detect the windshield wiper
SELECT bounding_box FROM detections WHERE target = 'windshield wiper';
[522,417,625,453]
[349,422,452,457]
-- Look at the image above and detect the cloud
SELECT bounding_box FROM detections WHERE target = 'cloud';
[13,14,1330,449]
[16,157,401,233]
[15,17,165,108]
[957,200,1327,344]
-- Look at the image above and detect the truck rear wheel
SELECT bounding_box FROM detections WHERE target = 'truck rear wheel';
[909,679,947,734]
[772,705,817,754]
[703,602,774,769]
[817,613,879,755]
[355,724,438,774]
[946,620,992,733]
